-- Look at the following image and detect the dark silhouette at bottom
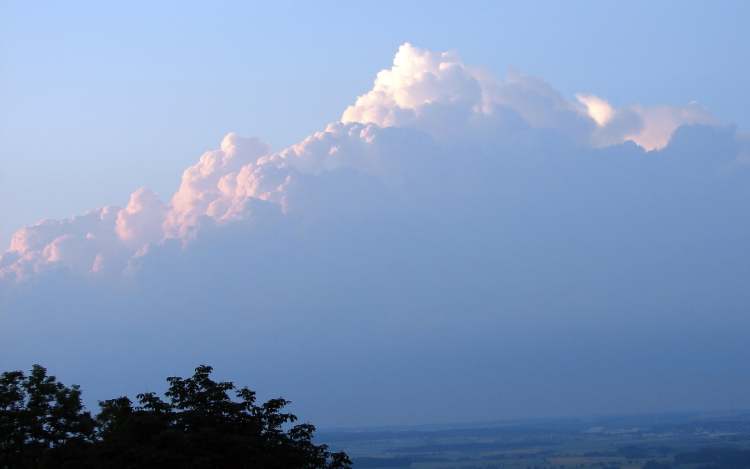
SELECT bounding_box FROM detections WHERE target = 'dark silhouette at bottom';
[0,364,351,468]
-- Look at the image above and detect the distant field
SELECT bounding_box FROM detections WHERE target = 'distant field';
[319,410,750,468]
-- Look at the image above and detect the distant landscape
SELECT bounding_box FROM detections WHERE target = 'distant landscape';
[5,363,749,468]
[322,411,750,468]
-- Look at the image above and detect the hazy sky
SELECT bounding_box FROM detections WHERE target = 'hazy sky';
[2,2,750,428]
[2,1,749,247]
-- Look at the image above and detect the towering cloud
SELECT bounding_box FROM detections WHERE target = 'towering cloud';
[1,44,749,426]
[0,43,731,283]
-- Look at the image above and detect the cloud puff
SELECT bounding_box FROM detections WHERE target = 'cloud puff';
[577,93,715,149]
[165,133,274,238]
[341,43,483,128]
[1,207,123,279]
[116,188,167,247]
[576,94,616,127]
[628,103,716,150]
[341,43,592,140]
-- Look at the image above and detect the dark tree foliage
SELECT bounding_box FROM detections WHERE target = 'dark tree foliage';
[0,365,96,468]
[0,365,351,469]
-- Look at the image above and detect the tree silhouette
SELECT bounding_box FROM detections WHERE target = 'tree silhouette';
[0,365,96,467]
[1,365,351,469]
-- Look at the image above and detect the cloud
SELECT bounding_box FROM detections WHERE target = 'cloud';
[341,43,593,140]
[341,43,483,129]
[577,93,715,150]
[627,102,716,150]
[164,132,274,238]
[0,44,736,281]
[1,207,123,279]
[341,43,715,151]
[116,188,167,247]
[1,44,749,425]
[576,94,615,127]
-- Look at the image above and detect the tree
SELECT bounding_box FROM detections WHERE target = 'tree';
[0,365,96,468]
[0,365,351,469]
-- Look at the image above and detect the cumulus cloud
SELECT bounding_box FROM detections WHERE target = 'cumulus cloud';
[0,43,739,283]
[116,188,167,247]
[2,43,750,426]
[577,93,715,149]
[341,43,483,128]
[340,43,592,140]
[340,43,716,151]
[1,207,122,279]
[628,102,716,150]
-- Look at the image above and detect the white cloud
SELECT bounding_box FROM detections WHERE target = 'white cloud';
[2,44,750,427]
[1,208,123,279]
[0,43,736,282]
[340,43,591,140]
[576,94,615,127]
[577,93,715,150]
[116,188,167,247]
[165,132,273,238]
[627,103,716,150]
[341,43,483,128]
[340,43,716,151]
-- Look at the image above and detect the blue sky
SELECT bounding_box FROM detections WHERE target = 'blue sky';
[2,1,749,247]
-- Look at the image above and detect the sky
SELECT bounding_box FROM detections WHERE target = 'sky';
[1,1,750,427]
